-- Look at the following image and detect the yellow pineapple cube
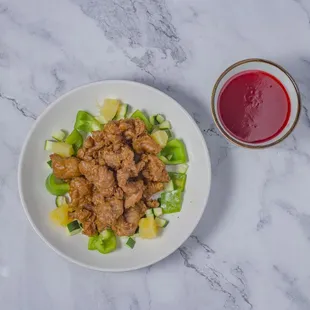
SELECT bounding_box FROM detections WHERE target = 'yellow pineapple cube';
[49,204,70,226]
[100,98,120,122]
[139,217,158,239]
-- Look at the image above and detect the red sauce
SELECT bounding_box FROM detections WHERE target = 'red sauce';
[218,70,291,143]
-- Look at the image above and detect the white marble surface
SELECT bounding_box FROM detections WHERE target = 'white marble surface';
[1,0,310,309]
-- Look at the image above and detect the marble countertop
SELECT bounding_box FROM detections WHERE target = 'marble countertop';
[1,0,310,309]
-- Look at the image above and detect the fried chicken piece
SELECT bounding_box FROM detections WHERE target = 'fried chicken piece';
[91,131,108,147]
[114,187,124,200]
[119,119,146,140]
[132,134,162,154]
[132,119,147,137]
[77,136,99,162]
[143,181,165,198]
[141,154,170,182]
[125,201,147,224]
[71,208,97,236]
[112,201,147,236]
[77,132,107,163]
[97,150,106,166]
[84,136,94,148]
[92,192,124,231]
[100,145,134,170]
[83,215,98,236]
[117,168,145,208]
[92,200,107,229]
[50,154,81,179]
[79,161,116,197]
[72,208,92,222]
[116,168,129,188]
[145,199,160,208]
[91,130,106,143]
[112,216,136,237]
[69,177,93,209]
[101,121,124,146]
[77,148,93,161]
[124,180,145,209]
[66,118,172,237]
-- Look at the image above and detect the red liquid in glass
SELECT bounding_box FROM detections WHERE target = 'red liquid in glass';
[218,70,291,143]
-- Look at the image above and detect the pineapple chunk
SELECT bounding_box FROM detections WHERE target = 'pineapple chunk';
[151,130,168,148]
[49,204,70,226]
[44,141,74,157]
[139,217,158,239]
[100,98,120,122]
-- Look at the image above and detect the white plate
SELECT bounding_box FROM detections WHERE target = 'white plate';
[18,81,211,272]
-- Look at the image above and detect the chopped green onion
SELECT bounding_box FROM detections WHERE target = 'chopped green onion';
[164,129,173,140]
[164,180,174,192]
[55,196,67,207]
[153,207,163,217]
[155,217,169,228]
[145,209,154,218]
[156,114,165,124]
[126,237,136,249]
[149,115,157,126]
[115,103,128,120]
[158,120,171,130]
[66,220,82,236]
[52,130,66,142]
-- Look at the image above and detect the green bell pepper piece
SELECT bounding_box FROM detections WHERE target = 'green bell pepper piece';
[65,129,83,153]
[161,189,183,214]
[131,110,153,132]
[47,160,52,168]
[169,172,187,192]
[160,139,187,164]
[87,230,117,254]
[95,230,117,254]
[88,236,98,250]
[45,173,70,196]
[74,111,102,133]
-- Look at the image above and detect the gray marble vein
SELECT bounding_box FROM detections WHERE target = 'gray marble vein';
[293,0,310,23]
[72,0,186,75]
[0,92,37,120]
[179,236,253,309]
[274,266,310,310]
[275,199,310,241]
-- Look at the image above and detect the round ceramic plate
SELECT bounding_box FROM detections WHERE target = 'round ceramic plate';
[18,81,211,272]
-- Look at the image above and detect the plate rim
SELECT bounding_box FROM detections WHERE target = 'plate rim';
[18,80,212,272]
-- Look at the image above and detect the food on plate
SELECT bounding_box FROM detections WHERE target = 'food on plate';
[44,98,189,254]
